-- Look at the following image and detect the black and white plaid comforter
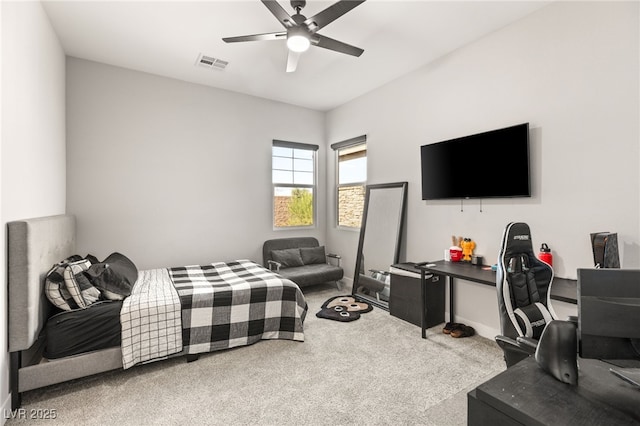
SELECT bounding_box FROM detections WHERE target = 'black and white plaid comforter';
[168,260,307,354]
[121,268,183,369]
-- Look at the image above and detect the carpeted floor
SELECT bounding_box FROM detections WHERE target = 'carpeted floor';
[8,284,505,425]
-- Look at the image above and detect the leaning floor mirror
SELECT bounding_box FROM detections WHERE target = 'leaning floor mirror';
[352,182,408,310]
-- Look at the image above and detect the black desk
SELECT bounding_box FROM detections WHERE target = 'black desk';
[468,357,640,425]
[411,260,577,339]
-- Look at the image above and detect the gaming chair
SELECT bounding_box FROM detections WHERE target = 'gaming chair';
[495,222,558,367]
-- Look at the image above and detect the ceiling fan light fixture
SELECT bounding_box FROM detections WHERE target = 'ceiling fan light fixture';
[222,0,366,71]
[287,28,310,53]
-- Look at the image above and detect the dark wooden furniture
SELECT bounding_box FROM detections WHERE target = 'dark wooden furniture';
[468,356,640,425]
[419,260,577,338]
[389,265,444,328]
[390,261,577,339]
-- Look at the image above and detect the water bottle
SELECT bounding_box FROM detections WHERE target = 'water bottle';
[539,243,553,266]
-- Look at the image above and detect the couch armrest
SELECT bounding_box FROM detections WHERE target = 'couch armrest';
[326,253,341,267]
[267,260,282,272]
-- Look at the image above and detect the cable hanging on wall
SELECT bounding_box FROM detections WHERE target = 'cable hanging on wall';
[460,199,483,213]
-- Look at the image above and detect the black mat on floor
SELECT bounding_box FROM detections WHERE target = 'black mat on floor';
[316,295,373,322]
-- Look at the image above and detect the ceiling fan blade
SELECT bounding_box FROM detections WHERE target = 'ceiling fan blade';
[261,0,295,28]
[304,0,366,32]
[312,34,364,57]
[286,50,301,73]
[222,32,286,43]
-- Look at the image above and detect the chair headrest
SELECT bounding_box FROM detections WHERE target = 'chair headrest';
[501,222,535,259]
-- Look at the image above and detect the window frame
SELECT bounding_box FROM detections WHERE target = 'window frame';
[332,136,367,230]
[272,140,318,230]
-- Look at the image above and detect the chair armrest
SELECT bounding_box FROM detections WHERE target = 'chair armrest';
[495,335,536,356]
[326,253,341,267]
[495,335,519,349]
[267,260,282,272]
[516,336,539,352]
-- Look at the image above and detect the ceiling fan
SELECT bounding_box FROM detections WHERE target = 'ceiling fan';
[222,0,366,72]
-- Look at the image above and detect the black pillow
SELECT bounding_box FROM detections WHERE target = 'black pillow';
[85,252,138,300]
[300,246,326,265]
[271,248,304,268]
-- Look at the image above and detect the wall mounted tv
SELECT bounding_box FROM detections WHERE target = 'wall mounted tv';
[420,123,531,200]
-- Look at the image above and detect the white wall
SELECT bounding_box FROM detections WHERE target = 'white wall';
[3,2,639,409]
[326,1,639,338]
[1,0,66,418]
[66,58,325,270]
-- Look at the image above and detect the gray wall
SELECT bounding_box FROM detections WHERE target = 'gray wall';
[1,0,67,416]
[66,58,326,270]
[326,1,640,337]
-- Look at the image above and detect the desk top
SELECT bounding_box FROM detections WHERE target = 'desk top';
[421,260,496,285]
[474,357,640,425]
[392,260,577,304]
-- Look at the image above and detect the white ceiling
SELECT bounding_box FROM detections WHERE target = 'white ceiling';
[41,0,551,111]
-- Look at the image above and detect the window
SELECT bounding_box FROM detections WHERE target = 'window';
[272,140,318,228]
[332,136,367,228]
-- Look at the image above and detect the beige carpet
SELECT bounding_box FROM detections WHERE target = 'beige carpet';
[9,285,505,425]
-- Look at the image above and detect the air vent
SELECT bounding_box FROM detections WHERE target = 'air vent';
[195,53,228,71]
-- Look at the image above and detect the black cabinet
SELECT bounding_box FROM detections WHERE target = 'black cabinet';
[389,266,444,328]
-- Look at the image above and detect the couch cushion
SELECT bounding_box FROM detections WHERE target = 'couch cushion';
[271,248,304,267]
[263,237,319,265]
[300,246,326,265]
[278,264,344,287]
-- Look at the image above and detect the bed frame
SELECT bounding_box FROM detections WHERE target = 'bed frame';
[8,215,124,410]
[8,214,302,409]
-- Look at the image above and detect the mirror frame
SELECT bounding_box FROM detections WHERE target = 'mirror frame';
[351,182,408,310]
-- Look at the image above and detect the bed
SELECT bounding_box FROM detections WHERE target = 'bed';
[8,214,308,409]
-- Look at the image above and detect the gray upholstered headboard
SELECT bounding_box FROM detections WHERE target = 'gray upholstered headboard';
[7,215,76,353]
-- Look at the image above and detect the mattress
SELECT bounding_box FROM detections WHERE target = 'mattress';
[44,301,123,359]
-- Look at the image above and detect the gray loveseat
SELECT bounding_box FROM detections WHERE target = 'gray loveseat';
[262,237,343,289]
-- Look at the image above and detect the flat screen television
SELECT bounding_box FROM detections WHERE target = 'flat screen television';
[578,268,640,367]
[421,123,531,200]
